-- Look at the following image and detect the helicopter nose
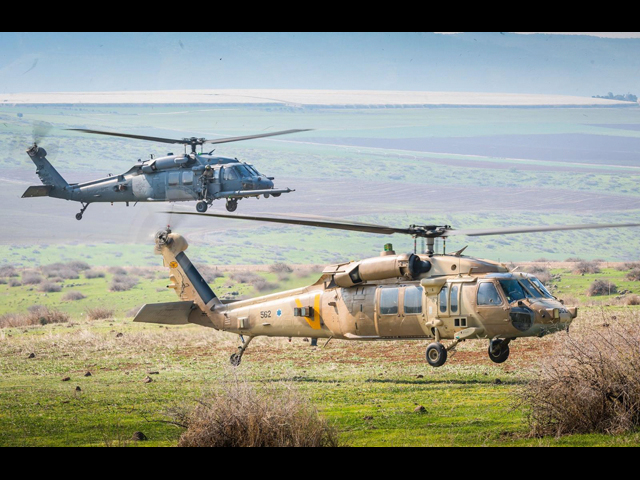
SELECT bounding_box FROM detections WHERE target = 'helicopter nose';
[257,176,273,189]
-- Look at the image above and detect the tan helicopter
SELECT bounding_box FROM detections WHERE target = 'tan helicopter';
[134,213,640,367]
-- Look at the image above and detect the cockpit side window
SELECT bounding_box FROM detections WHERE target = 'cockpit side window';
[477,282,502,306]
[519,278,543,298]
[235,165,253,178]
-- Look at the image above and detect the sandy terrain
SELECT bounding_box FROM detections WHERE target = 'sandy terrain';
[0,89,634,107]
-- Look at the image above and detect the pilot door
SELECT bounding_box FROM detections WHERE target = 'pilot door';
[375,285,427,338]
[474,280,508,326]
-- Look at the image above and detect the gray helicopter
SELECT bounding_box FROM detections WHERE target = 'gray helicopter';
[22,128,309,220]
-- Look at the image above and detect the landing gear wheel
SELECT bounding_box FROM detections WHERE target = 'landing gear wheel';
[426,342,448,367]
[226,199,238,212]
[75,213,83,221]
[230,353,241,367]
[488,339,510,364]
[196,201,208,213]
[75,203,89,220]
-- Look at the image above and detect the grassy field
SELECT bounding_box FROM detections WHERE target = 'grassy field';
[1,260,639,447]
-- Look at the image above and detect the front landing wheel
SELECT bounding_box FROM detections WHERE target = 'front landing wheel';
[488,339,510,364]
[75,213,83,221]
[230,353,241,367]
[226,199,238,212]
[426,342,447,367]
[196,201,208,213]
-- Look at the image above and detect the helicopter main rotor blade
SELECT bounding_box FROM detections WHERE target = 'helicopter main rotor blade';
[447,222,640,237]
[67,128,312,146]
[67,128,188,145]
[163,211,413,236]
[203,129,312,145]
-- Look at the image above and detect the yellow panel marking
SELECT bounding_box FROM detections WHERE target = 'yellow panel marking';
[295,295,321,330]
[169,261,178,269]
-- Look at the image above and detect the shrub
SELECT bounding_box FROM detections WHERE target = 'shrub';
[586,279,617,296]
[86,307,114,320]
[39,282,62,293]
[626,268,640,281]
[525,265,551,285]
[8,279,21,287]
[169,376,340,447]
[62,291,86,301]
[199,266,224,283]
[573,260,601,275]
[109,275,138,292]
[624,295,640,306]
[269,262,293,273]
[84,269,105,279]
[252,278,279,292]
[22,272,43,285]
[41,262,80,279]
[0,305,69,328]
[0,265,19,277]
[518,319,640,436]
[230,271,261,284]
[66,260,91,271]
[108,266,127,276]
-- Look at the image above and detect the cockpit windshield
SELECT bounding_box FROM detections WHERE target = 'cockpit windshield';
[234,165,255,178]
[497,275,554,302]
[528,276,554,298]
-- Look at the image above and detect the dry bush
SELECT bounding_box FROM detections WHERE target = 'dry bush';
[84,269,105,279]
[8,279,21,287]
[108,266,127,276]
[109,275,138,292]
[39,282,62,293]
[624,295,640,306]
[518,316,640,437]
[21,272,43,285]
[0,265,19,277]
[626,268,640,282]
[586,279,617,296]
[573,260,601,275]
[86,307,115,320]
[62,290,86,301]
[169,376,341,447]
[41,262,80,279]
[0,278,6,285]
[252,278,279,292]
[230,271,261,284]
[199,266,224,283]
[269,262,293,273]
[294,266,318,278]
[66,260,91,271]
[0,305,70,328]
[524,265,552,285]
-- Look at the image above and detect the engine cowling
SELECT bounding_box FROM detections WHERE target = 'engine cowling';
[332,253,431,287]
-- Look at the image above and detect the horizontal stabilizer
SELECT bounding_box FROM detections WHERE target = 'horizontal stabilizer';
[22,185,53,198]
[133,301,214,328]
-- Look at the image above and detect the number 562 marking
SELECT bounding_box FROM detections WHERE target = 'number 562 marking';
[260,310,272,318]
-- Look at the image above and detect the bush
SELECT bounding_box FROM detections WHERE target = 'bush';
[0,265,19,277]
[169,376,341,447]
[66,260,91,271]
[518,319,640,436]
[41,262,80,279]
[269,262,293,273]
[0,305,69,328]
[199,266,224,283]
[8,279,22,287]
[525,265,551,285]
[626,268,640,281]
[39,282,62,293]
[109,275,138,292]
[84,269,105,279]
[22,272,43,285]
[62,291,86,301]
[586,279,617,296]
[624,295,640,306]
[573,260,601,275]
[108,266,127,276]
[85,307,114,320]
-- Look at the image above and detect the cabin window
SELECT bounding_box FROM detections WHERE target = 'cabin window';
[223,167,238,181]
[450,284,459,313]
[182,171,194,185]
[477,282,502,306]
[168,172,180,186]
[404,286,423,314]
[379,288,399,315]
[439,285,448,313]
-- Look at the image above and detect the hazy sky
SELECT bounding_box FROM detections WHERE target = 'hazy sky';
[0,32,639,97]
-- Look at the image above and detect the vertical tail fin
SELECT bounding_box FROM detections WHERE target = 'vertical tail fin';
[26,144,69,189]
[154,228,221,311]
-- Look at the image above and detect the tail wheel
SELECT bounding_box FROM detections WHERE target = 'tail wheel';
[426,342,447,367]
[488,339,510,364]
